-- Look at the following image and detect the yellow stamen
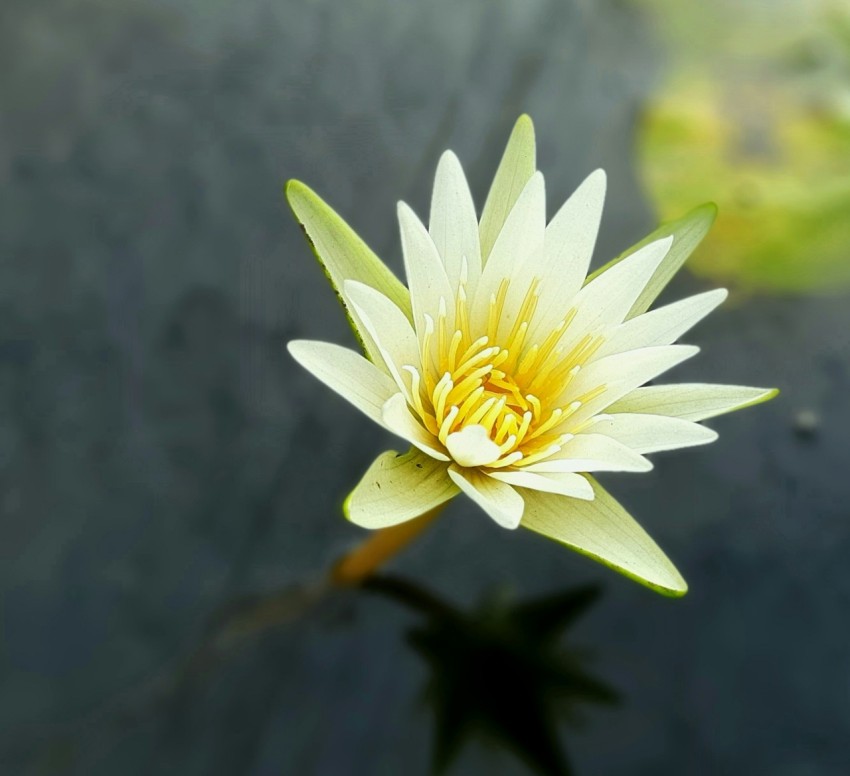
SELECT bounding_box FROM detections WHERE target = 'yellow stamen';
[438,405,460,444]
[479,396,507,433]
[487,279,510,342]
[433,372,453,423]
[486,451,524,469]
[455,386,486,424]
[447,330,463,372]
[494,413,518,444]
[517,443,563,467]
[525,408,565,441]
[400,268,610,471]
[448,364,493,406]
[466,397,498,426]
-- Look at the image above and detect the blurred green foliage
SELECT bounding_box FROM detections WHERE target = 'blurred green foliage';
[638,0,850,293]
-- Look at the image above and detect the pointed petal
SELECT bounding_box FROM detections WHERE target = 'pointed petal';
[565,236,673,341]
[382,393,449,461]
[429,151,482,293]
[285,180,411,362]
[560,344,699,428]
[398,202,455,338]
[606,384,779,422]
[448,465,525,529]
[344,448,458,529]
[597,288,727,358]
[587,412,718,453]
[479,114,537,265]
[528,170,607,339]
[524,433,652,473]
[287,340,397,428]
[472,171,546,337]
[487,470,595,500]
[586,202,717,320]
[521,478,688,596]
[488,171,546,273]
[345,280,420,396]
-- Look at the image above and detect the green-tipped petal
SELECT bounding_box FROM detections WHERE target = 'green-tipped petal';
[479,114,537,265]
[521,477,688,597]
[607,384,779,422]
[587,413,717,454]
[344,448,458,529]
[285,180,412,362]
[586,202,717,320]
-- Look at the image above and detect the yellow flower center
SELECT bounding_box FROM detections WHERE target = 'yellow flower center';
[406,276,606,469]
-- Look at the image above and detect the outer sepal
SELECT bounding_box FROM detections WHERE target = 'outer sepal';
[344,448,459,529]
[479,114,537,265]
[285,180,412,362]
[586,202,718,320]
[607,383,779,422]
[520,477,688,597]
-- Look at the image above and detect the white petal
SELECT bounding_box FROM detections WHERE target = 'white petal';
[587,412,718,453]
[597,288,728,358]
[527,170,607,341]
[487,469,594,500]
[606,383,779,422]
[562,236,673,349]
[344,447,459,529]
[626,204,717,319]
[345,280,420,397]
[445,424,503,468]
[559,344,699,429]
[525,433,652,473]
[287,340,397,428]
[448,465,525,529]
[285,181,412,363]
[429,151,482,294]
[585,203,717,320]
[471,171,546,338]
[382,393,449,461]
[398,202,455,339]
[521,478,688,596]
[479,115,537,265]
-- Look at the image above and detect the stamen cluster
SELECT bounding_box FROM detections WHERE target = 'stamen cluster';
[404,273,605,469]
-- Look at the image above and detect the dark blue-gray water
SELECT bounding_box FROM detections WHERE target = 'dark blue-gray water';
[2,1,848,774]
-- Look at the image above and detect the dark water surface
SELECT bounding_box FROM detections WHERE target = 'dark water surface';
[2,1,848,774]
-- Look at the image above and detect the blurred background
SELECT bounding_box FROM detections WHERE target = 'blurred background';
[2,0,849,773]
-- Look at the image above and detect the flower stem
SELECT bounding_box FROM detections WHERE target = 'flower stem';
[330,506,444,586]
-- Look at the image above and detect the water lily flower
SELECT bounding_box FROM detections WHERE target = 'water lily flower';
[286,115,776,596]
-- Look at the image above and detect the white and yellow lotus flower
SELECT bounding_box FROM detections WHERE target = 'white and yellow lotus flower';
[286,115,776,596]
